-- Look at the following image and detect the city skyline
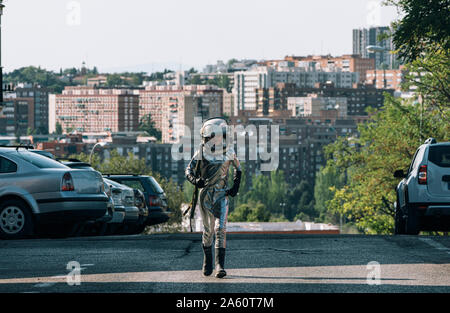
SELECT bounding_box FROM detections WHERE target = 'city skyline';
[2,0,399,73]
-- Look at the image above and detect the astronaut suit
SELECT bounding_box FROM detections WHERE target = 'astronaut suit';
[185,117,241,278]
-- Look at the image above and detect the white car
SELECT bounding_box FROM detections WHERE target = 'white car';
[394,138,450,234]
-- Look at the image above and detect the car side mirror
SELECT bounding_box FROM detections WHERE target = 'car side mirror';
[393,170,406,178]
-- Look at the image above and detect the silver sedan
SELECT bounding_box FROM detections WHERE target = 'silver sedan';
[0,147,109,239]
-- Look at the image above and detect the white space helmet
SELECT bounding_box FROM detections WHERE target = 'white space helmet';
[200,117,229,140]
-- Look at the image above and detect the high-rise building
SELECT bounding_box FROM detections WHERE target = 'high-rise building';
[353,26,399,69]
[15,85,49,134]
[49,87,139,134]
[0,92,35,136]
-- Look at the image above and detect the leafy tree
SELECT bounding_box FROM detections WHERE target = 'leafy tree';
[188,67,198,74]
[320,0,450,234]
[227,59,238,67]
[106,74,125,87]
[213,75,232,91]
[403,49,450,121]
[287,180,316,221]
[324,95,449,234]
[384,0,449,62]
[245,174,270,209]
[314,166,346,223]
[139,113,162,141]
[244,170,289,217]
[55,122,63,135]
[228,201,271,222]
[189,75,203,85]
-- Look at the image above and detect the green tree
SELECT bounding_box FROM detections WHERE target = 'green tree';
[189,75,203,85]
[214,75,231,91]
[55,122,63,135]
[139,113,162,141]
[228,201,271,222]
[384,0,449,62]
[288,180,316,222]
[324,95,449,234]
[106,74,125,87]
[314,166,346,223]
[321,0,450,234]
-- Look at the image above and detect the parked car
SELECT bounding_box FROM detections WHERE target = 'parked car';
[104,174,170,227]
[0,147,108,239]
[103,178,141,235]
[60,160,125,236]
[394,138,450,234]
[130,188,149,234]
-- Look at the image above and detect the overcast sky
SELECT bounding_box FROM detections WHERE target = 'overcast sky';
[2,0,400,73]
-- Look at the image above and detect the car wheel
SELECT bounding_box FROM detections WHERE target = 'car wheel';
[405,204,420,235]
[97,222,108,236]
[402,188,420,235]
[104,224,119,236]
[394,199,406,235]
[0,199,34,239]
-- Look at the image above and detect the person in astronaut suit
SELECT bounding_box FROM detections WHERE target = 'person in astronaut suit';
[185,117,241,278]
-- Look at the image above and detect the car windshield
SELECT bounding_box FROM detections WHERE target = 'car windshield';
[14,150,69,169]
[429,145,450,168]
[116,180,145,192]
[148,177,164,194]
[104,178,131,190]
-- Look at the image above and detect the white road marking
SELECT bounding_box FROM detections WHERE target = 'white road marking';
[3,263,448,287]
[419,238,450,255]
[32,264,94,288]
[34,282,57,288]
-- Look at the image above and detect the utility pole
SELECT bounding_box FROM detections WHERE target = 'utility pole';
[0,1,5,110]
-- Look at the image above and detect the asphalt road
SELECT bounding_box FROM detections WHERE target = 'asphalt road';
[0,234,449,293]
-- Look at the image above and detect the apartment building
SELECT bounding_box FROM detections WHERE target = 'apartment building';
[49,87,139,134]
[138,85,223,143]
[15,85,49,134]
[234,67,359,114]
[227,115,358,184]
[284,54,375,82]
[256,82,393,116]
[366,67,407,91]
[287,95,348,118]
[0,94,35,136]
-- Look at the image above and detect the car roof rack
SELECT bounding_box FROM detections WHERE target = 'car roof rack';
[0,144,35,150]
[424,138,437,144]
